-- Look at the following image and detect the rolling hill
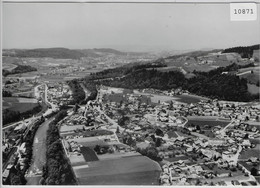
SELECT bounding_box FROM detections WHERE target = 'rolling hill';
[2,47,130,59]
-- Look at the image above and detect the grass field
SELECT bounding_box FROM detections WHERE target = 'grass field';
[74,155,161,185]
[175,94,207,104]
[66,130,114,138]
[186,119,230,128]
[68,137,109,149]
[247,84,260,94]
[3,97,39,113]
[239,72,260,85]
[167,131,178,138]
[80,146,99,162]
[77,170,161,185]
[239,147,260,160]
[150,95,179,104]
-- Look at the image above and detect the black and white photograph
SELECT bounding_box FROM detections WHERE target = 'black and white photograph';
[1,0,260,186]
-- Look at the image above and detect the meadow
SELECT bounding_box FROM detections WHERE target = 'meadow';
[3,97,39,113]
[186,119,230,128]
[74,155,161,185]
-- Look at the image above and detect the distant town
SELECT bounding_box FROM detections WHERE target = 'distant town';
[2,45,260,186]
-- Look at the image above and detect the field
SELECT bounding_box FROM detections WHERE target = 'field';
[106,93,152,105]
[80,147,99,162]
[3,97,39,113]
[247,84,260,94]
[239,161,260,183]
[77,170,161,185]
[67,137,109,149]
[239,71,260,85]
[175,94,207,104]
[134,90,206,104]
[187,119,230,127]
[149,94,179,104]
[167,131,178,138]
[73,155,161,185]
[239,145,260,160]
[65,130,114,138]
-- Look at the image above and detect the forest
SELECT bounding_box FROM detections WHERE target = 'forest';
[67,80,85,104]
[89,62,259,102]
[3,105,42,125]
[3,64,37,77]
[222,44,260,59]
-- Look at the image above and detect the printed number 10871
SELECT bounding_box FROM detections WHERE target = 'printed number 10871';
[234,9,254,14]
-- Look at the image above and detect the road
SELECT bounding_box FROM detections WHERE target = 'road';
[219,120,235,136]
[26,116,55,185]
[94,106,125,132]
[236,71,252,76]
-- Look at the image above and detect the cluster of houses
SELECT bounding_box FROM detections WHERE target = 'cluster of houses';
[63,140,82,156]
[47,82,73,106]
[49,66,85,75]
[95,86,260,185]
[159,159,255,186]
[159,143,259,187]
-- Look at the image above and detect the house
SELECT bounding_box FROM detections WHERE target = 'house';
[241,139,251,147]
[18,142,26,154]
[222,151,235,162]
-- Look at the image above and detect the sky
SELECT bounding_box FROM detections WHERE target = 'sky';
[2,2,260,52]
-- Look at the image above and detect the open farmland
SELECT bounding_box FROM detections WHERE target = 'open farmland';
[77,170,161,185]
[175,94,207,104]
[73,155,161,185]
[238,67,260,85]
[3,97,39,113]
[239,145,260,160]
[80,147,99,162]
[247,84,260,94]
[67,137,109,149]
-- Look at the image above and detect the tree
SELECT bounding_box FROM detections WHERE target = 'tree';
[155,128,164,137]
[155,138,162,147]
[94,145,101,154]
[169,100,174,110]
[116,126,120,133]
[196,125,201,131]
[251,167,258,176]
[10,173,22,185]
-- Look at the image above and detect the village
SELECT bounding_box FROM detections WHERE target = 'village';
[2,79,260,185]
[51,85,260,185]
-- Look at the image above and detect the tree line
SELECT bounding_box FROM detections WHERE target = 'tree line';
[3,105,42,125]
[222,44,260,59]
[93,63,258,102]
[67,79,85,104]
[41,110,77,185]
[3,64,37,77]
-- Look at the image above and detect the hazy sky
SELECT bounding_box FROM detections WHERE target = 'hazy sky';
[3,3,260,52]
